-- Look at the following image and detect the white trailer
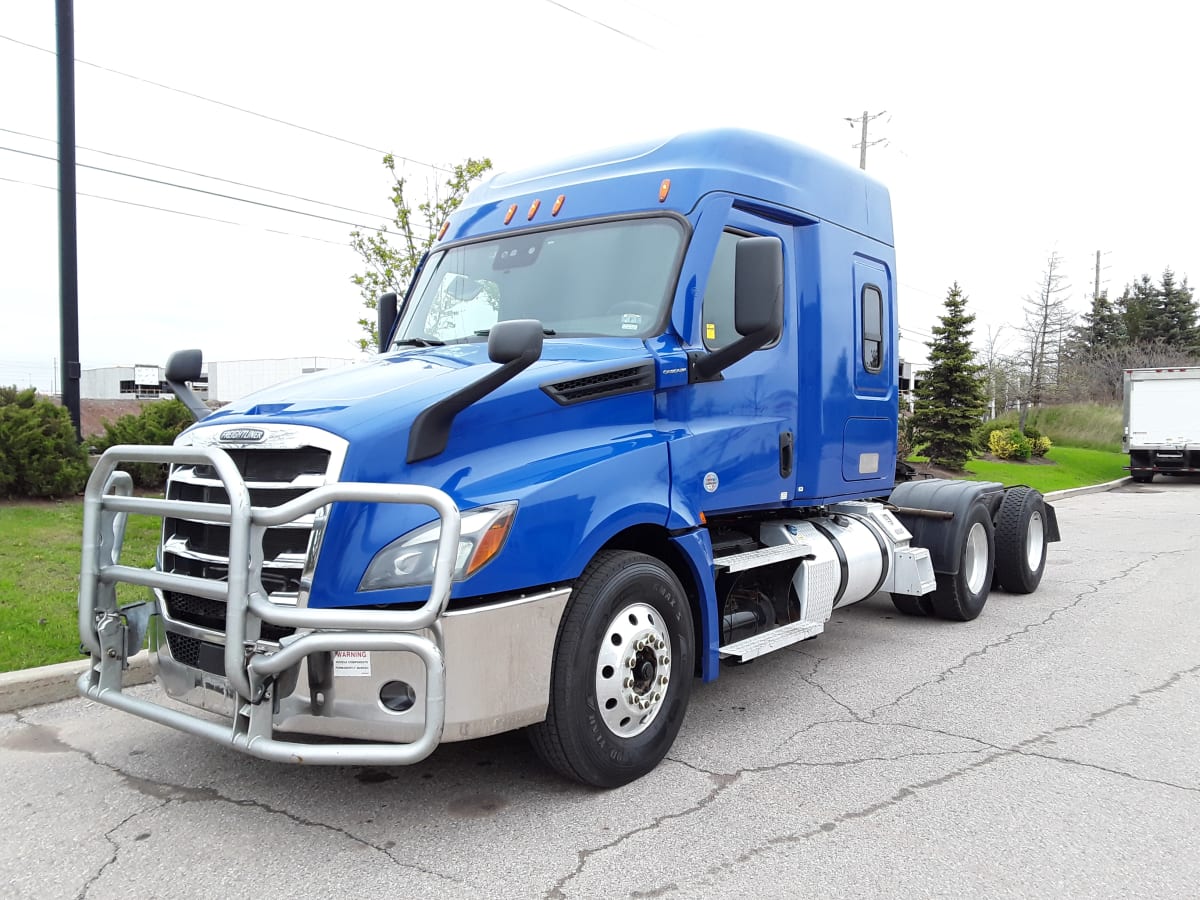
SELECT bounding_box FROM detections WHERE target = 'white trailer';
[1123,367,1200,482]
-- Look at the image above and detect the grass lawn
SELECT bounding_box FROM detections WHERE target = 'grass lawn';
[963,446,1129,493]
[0,501,160,673]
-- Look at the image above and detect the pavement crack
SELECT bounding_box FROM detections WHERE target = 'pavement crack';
[869,552,1173,717]
[74,806,164,900]
[544,766,736,900]
[10,715,464,888]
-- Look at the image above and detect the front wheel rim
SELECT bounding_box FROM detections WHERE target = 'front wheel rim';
[595,602,672,738]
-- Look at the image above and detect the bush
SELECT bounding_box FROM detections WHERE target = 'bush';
[1031,435,1052,457]
[91,399,194,489]
[897,410,914,462]
[988,427,1033,461]
[0,387,90,498]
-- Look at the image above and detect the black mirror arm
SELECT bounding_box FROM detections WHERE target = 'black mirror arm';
[689,323,779,382]
[406,346,540,463]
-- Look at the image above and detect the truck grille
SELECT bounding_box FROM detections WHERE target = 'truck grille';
[160,429,347,644]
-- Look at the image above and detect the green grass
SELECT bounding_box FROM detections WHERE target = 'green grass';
[0,501,160,672]
[963,446,1128,492]
[982,403,1123,452]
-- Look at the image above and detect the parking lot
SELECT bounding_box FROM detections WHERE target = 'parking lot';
[3,479,1198,899]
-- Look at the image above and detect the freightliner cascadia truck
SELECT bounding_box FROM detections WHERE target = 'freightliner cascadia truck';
[78,129,1061,787]
[1122,366,1200,482]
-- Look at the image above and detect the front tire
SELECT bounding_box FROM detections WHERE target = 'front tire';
[528,550,694,788]
[928,502,995,621]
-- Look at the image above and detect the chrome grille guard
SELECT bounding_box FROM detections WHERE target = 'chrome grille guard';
[77,444,462,765]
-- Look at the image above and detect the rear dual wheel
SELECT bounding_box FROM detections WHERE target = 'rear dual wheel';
[993,486,1048,594]
[892,501,995,621]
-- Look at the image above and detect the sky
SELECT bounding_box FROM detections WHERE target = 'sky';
[2,0,1198,394]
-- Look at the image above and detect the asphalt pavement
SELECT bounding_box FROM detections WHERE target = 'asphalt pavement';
[2,478,1198,899]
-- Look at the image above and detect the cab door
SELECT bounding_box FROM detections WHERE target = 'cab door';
[665,204,800,515]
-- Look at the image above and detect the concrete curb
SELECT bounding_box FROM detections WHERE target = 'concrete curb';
[0,478,1134,715]
[0,651,153,715]
[1044,476,1133,502]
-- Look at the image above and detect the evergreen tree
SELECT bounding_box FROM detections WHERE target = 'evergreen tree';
[1115,275,1160,344]
[1156,268,1199,350]
[911,283,988,470]
[1069,290,1123,352]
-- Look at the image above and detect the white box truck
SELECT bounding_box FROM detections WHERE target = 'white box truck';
[1123,367,1200,482]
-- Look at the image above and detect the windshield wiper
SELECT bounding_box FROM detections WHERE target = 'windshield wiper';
[393,337,446,348]
[474,328,556,337]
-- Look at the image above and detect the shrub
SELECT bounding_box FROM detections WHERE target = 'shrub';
[1031,435,1052,457]
[897,410,914,462]
[988,427,1033,461]
[0,387,90,498]
[91,399,194,489]
[1022,425,1042,441]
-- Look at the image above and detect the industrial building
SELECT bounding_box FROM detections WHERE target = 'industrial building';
[80,357,355,405]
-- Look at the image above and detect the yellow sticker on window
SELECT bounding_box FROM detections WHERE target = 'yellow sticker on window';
[705,323,716,340]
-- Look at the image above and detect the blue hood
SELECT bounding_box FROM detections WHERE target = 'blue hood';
[198,339,655,450]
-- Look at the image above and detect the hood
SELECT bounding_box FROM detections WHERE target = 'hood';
[194,338,654,445]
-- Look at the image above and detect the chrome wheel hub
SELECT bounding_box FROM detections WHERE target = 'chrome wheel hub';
[595,602,671,738]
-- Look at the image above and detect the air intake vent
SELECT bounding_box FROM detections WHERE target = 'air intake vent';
[542,363,655,406]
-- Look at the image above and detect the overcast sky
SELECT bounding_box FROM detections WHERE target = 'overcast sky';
[2,0,1197,393]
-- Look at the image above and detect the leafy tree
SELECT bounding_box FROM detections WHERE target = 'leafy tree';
[350,154,492,351]
[0,387,90,498]
[911,283,988,470]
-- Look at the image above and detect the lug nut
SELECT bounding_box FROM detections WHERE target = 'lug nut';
[623,677,633,689]
[659,675,668,686]
[660,655,670,665]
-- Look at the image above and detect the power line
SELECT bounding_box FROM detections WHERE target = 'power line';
[2,145,436,237]
[541,1,657,48]
[0,32,450,173]
[0,174,348,245]
[0,126,401,223]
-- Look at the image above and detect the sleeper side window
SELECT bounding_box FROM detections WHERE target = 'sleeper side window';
[861,284,883,374]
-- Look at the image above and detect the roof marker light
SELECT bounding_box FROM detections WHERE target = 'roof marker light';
[527,199,541,221]
[504,204,518,225]
[437,220,450,240]
[552,194,565,216]
[658,178,671,202]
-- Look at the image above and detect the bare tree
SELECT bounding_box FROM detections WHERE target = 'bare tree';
[975,324,1022,418]
[1017,252,1075,429]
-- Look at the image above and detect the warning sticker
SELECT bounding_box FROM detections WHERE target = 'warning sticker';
[705,323,716,341]
[333,650,371,677]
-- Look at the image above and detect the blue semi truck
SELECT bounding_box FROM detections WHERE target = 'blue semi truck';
[78,129,1060,787]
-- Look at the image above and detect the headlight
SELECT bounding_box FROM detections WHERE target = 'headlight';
[358,502,517,591]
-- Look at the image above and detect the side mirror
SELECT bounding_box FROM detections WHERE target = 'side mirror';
[164,349,210,421]
[692,237,784,381]
[377,292,399,352]
[165,348,203,383]
[734,236,784,338]
[488,318,544,365]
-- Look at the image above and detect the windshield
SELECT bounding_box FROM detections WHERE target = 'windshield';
[392,217,685,346]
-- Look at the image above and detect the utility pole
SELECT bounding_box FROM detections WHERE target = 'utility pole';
[845,110,887,170]
[57,0,81,439]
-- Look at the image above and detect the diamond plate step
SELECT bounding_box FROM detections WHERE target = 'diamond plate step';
[718,620,824,662]
[713,541,813,573]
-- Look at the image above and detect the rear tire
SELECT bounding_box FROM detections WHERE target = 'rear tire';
[928,502,994,621]
[994,487,1047,594]
[528,550,694,788]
